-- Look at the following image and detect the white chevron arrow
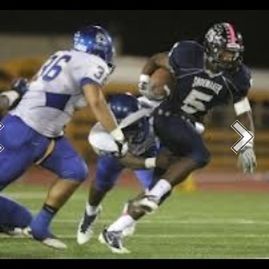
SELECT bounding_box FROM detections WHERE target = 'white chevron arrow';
[231,120,254,154]
[0,122,4,152]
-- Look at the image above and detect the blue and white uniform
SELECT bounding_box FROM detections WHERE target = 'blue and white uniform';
[89,96,160,191]
[0,49,110,189]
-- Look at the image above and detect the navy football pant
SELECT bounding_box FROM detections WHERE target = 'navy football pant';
[153,113,210,168]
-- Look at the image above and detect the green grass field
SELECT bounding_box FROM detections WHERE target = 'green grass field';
[1,183,269,259]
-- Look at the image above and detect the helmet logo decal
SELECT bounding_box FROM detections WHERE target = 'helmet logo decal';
[206,28,222,45]
[204,22,244,70]
[96,32,107,46]
[73,25,114,64]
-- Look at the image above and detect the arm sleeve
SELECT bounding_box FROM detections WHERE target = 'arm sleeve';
[230,65,252,103]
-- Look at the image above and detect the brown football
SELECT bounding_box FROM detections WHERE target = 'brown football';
[150,67,175,98]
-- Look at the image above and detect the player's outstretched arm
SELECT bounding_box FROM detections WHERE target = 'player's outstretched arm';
[139,52,169,91]
[83,83,118,131]
[0,78,29,117]
[234,97,256,174]
[119,153,156,170]
[83,83,128,157]
[141,52,170,76]
[139,52,173,100]
[119,149,176,170]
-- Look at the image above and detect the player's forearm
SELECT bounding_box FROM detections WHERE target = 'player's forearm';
[119,153,156,170]
[0,95,10,117]
[119,153,146,169]
[84,84,118,132]
[237,111,255,140]
[91,95,118,132]
[142,52,169,76]
[237,111,254,132]
[234,97,255,143]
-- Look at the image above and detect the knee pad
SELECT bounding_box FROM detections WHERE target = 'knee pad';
[60,157,89,182]
[94,156,123,192]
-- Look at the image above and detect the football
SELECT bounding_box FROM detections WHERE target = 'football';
[150,67,175,98]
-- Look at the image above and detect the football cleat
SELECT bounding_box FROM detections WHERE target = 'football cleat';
[23,227,67,250]
[0,225,24,236]
[77,206,102,245]
[98,228,130,254]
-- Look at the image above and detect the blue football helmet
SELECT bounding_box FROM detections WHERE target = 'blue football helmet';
[73,25,115,69]
[108,93,147,138]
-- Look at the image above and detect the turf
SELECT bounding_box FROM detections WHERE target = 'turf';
[1,183,269,259]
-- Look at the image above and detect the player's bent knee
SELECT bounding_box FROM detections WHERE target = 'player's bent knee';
[73,161,89,182]
[60,158,89,182]
[194,151,211,168]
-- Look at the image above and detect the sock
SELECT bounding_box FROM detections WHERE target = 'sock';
[107,215,135,232]
[30,204,58,240]
[0,196,32,228]
[121,202,129,215]
[148,179,172,201]
[86,202,99,215]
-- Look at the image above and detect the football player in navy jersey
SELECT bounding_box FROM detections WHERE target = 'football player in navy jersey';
[98,22,257,254]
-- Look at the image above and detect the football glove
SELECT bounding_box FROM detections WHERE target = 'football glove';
[238,145,257,174]
[138,74,152,97]
[11,78,29,96]
[110,128,128,158]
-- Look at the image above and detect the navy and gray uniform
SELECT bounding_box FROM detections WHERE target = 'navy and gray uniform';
[153,41,251,166]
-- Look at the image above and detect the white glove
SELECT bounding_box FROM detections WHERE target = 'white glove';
[113,140,128,158]
[138,74,169,101]
[138,74,152,97]
[238,145,257,174]
[110,128,128,158]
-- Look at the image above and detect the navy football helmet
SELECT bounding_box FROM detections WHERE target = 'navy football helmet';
[73,25,115,70]
[108,93,147,137]
[204,22,244,71]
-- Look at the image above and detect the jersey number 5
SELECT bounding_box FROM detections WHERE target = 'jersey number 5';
[181,89,213,114]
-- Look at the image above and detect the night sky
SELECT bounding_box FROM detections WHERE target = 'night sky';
[0,10,268,67]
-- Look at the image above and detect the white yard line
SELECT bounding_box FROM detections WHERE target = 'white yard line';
[2,193,86,199]
[1,234,269,239]
[53,218,269,225]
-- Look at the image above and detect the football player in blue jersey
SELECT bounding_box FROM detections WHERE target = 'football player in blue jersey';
[76,93,164,246]
[0,78,28,119]
[0,25,129,249]
[0,78,33,236]
[98,22,257,253]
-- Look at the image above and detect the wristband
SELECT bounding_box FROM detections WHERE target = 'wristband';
[145,157,156,169]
